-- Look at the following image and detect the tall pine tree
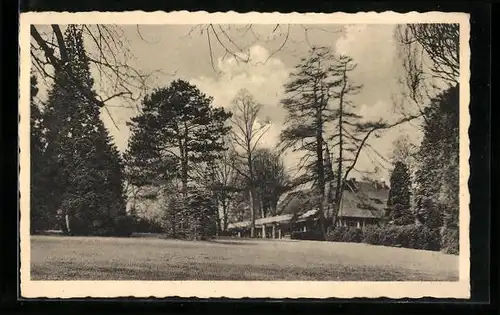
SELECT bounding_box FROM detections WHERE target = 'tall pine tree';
[280,46,341,235]
[41,25,126,235]
[125,79,232,239]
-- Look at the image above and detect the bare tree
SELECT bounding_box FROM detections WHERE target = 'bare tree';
[183,24,344,72]
[394,24,460,122]
[30,24,167,128]
[229,88,270,237]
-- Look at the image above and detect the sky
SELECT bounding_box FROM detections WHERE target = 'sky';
[33,24,424,183]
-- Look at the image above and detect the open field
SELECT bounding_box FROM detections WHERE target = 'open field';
[30,235,459,281]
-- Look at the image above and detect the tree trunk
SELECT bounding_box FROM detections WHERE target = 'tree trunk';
[247,150,256,238]
[333,66,347,228]
[65,214,71,235]
[249,188,256,237]
[315,108,326,237]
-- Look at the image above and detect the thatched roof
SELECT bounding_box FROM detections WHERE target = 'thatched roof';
[226,179,389,230]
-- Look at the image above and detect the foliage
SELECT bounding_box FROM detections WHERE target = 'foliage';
[325,224,441,251]
[113,215,135,237]
[124,79,232,238]
[229,88,270,237]
[414,85,459,232]
[125,79,232,190]
[386,161,413,225]
[280,46,342,234]
[325,226,363,243]
[35,26,127,236]
[290,230,325,241]
[30,75,54,233]
[440,226,459,255]
[252,148,291,218]
[176,192,218,240]
[195,139,242,232]
[133,217,164,234]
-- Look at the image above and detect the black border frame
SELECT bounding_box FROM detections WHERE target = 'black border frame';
[2,0,494,313]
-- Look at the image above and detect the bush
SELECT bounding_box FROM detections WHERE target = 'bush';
[359,224,441,251]
[134,217,164,233]
[325,226,363,243]
[325,226,347,242]
[440,226,459,255]
[324,223,444,252]
[113,215,135,237]
[342,227,363,243]
[362,226,382,245]
[291,230,324,241]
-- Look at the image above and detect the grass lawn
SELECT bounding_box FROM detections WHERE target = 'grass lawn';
[30,235,459,281]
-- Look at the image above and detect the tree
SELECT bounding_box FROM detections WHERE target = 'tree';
[30,25,154,120]
[414,85,459,231]
[394,24,459,123]
[387,161,413,225]
[41,26,127,235]
[204,144,242,232]
[229,88,270,237]
[280,46,340,235]
[124,79,232,238]
[395,24,460,253]
[391,135,418,173]
[252,148,291,218]
[30,75,53,233]
[326,55,366,228]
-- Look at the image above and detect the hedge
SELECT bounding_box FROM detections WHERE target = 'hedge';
[325,224,442,251]
[291,230,325,241]
[440,226,459,255]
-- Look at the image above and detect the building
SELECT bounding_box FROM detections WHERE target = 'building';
[226,178,389,239]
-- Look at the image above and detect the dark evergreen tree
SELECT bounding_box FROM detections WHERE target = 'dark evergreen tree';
[387,161,413,225]
[41,25,127,235]
[30,75,53,233]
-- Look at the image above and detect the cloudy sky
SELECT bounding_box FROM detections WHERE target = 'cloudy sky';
[35,24,424,182]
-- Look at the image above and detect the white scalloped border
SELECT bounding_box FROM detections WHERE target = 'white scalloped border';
[18,10,471,299]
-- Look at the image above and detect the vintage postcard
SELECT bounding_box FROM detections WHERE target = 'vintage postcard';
[19,11,470,299]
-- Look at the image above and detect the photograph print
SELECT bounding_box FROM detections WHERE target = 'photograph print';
[19,11,470,299]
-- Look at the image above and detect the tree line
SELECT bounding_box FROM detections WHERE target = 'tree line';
[30,24,460,253]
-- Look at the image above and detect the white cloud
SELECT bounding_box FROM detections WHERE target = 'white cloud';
[191,44,292,164]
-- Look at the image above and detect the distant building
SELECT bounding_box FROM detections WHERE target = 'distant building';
[227,178,389,239]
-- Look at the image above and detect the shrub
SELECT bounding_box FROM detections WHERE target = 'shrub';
[325,226,347,242]
[419,226,441,251]
[325,226,363,243]
[362,226,382,245]
[291,230,324,241]
[325,223,444,252]
[113,215,135,237]
[359,224,441,251]
[134,217,164,233]
[342,227,363,243]
[440,226,459,254]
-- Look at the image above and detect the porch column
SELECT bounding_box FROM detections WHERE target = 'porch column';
[278,228,281,239]
[303,225,307,232]
[272,224,276,239]
[262,225,266,239]
[238,231,241,238]
[357,221,361,228]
